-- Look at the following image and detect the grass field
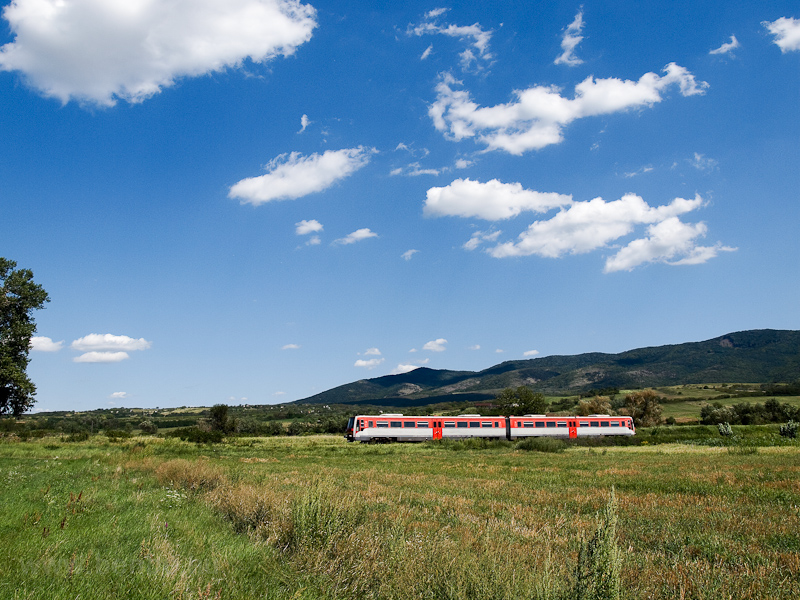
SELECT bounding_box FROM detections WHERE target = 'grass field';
[1,433,798,599]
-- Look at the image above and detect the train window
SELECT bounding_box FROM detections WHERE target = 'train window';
[610,421,619,427]
[390,421,402,428]
[481,422,493,428]
[469,422,480,428]
[590,421,599,427]
[601,421,609,427]
[457,422,468,428]
[580,421,589,427]
[404,422,416,428]
[535,422,545,428]
[377,422,388,428]
[418,422,429,428]
[557,422,567,428]
[368,421,373,427]
[546,421,556,428]
[444,422,455,428]
[523,422,534,428]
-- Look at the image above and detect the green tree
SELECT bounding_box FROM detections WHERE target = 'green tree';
[622,389,663,427]
[1,258,50,416]
[209,404,236,434]
[577,396,613,416]
[495,386,548,415]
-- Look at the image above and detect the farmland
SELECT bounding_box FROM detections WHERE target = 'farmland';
[1,432,798,599]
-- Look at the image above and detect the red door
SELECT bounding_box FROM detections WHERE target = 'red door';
[568,420,577,438]
[432,421,443,440]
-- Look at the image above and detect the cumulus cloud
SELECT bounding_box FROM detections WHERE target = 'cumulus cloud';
[391,364,421,375]
[488,193,705,259]
[554,9,585,66]
[229,147,374,205]
[295,219,323,235]
[604,218,736,272]
[408,10,493,71]
[763,17,800,53]
[71,334,151,352]
[109,392,128,399]
[429,64,707,155]
[282,343,300,350]
[425,178,572,220]
[355,357,385,369]
[74,351,130,363]
[423,338,448,352]
[402,249,419,261]
[333,228,378,245]
[468,345,481,350]
[709,35,740,55]
[30,336,63,352]
[0,0,317,106]
[523,350,540,357]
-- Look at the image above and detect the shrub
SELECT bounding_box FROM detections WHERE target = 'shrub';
[515,436,566,453]
[573,489,621,600]
[63,431,89,442]
[105,429,132,441]
[780,420,798,439]
[717,422,733,437]
[167,427,224,444]
[138,420,158,435]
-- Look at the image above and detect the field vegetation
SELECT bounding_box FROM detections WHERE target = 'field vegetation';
[1,429,798,599]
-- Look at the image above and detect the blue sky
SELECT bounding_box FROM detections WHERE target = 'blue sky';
[2,0,798,412]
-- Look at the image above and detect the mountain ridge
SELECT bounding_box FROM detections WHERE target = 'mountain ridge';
[297,329,800,407]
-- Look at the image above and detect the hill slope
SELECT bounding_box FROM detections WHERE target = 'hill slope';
[298,329,800,407]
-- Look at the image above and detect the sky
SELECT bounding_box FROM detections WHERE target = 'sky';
[1,0,798,412]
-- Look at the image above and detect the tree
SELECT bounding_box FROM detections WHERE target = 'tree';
[622,390,663,427]
[1,258,50,416]
[208,404,236,434]
[495,386,548,415]
[577,396,613,416]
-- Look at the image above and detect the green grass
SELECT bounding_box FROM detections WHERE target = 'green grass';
[1,433,799,599]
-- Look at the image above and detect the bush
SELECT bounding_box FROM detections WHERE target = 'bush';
[515,437,566,453]
[573,490,621,600]
[717,422,733,437]
[167,427,224,444]
[63,431,89,442]
[105,429,132,441]
[138,420,158,435]
[780,420,798,439]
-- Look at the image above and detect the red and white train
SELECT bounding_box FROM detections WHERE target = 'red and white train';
[345,413,635,443]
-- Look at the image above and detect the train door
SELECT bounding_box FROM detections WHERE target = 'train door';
[432,420,442,440]
[568,419,577,439]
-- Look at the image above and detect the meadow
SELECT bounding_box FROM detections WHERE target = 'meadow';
[1,432,798,599]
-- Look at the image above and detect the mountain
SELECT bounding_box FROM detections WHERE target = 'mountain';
[298,329,800,407]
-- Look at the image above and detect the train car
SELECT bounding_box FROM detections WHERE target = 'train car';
[345,413,634,442]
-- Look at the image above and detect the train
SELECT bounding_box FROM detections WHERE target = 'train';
[345,413,635,443]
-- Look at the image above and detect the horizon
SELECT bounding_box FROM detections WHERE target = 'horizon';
[2,1,798,412]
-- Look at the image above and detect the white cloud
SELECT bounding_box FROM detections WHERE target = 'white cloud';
[691,153,718,171]
[604,217,736,272]
[363,347,382,356]
[306,236,321,246]
[391,363,421,375]
[425,178,572,220]
[282,343,300,350]
[495,349,504,353]
[30,336,63,352]
[488,193,705,259]
[295,219,323,235]
[423,338,447,352]
[408,11,493,71]
[554,9,585,66]
[454,158,473,169]
[229,147,374,205]
[421,44,433,60]
[298,114,311,133]
[74,351,130,363]
[273,391,286,396]
[402,249,419,260]
[429,64,707,155]
[0,0,317,107]
[354,357,385,369]
[623,165,654,178]
[523,350,540,357]
[333,228,378,245]
[109,392,128,399]
[468,344,480,350]
[463,230,501,251]
[709,35,740,56]
[71,333,151,352]
[763,17,800,53]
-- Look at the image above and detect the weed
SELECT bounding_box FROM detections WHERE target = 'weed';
[516,436,567,453]
[573,489,621,600]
